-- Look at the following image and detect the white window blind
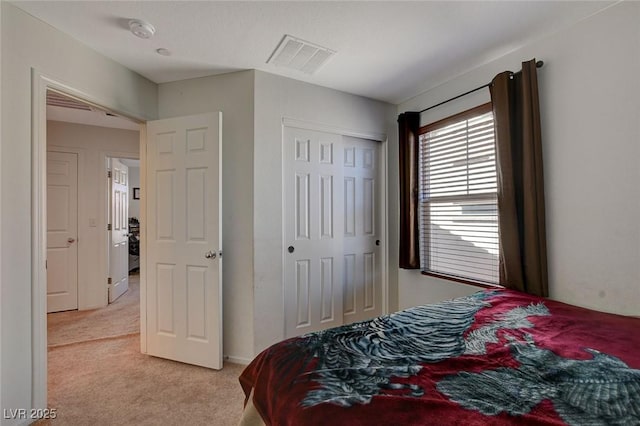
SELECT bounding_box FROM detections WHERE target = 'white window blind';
[418,106,499,284]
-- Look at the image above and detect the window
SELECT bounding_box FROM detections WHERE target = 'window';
[418,103,499,285]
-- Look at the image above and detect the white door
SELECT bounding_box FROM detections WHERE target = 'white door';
[47,151,78,313]
[108,158,130,303]
[341,136,383,323]
[146,112,223,369]
[284,128,382,338]
[284,128,344,337]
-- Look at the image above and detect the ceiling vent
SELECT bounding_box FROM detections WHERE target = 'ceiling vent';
[267,34,335,75]
[46,91,92,111]
[46,91,121,120]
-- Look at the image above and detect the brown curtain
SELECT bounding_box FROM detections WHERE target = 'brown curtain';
[490,59,548,297]
[398,111,421,269]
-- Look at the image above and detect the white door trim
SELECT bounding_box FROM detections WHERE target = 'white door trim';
[380,133,390,316]
[31,69,144,411]
[139,124,148,354]
[280,119,390,323]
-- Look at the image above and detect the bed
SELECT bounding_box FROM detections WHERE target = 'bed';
[239,289,640,425]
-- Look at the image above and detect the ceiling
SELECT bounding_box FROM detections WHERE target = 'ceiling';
[13,1,613,104]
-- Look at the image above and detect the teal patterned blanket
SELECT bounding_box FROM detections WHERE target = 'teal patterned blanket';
[240,290,640,425]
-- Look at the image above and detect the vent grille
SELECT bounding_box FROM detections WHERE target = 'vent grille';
[267,35,335,75]
[46,91,92,111]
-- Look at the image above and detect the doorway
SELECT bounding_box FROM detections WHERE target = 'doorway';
[46,91,141,310]
[33,74,226,411]
[32,73,146,409]
[45,98,141,328]
[107,157,133,304]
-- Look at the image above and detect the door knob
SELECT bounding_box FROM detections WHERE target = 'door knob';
[68,237,76,244]
[205,251,217,259]
[288,246,294,253]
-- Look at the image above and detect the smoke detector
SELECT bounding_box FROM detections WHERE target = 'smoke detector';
[129,19,155,39]
[267,35,335,75]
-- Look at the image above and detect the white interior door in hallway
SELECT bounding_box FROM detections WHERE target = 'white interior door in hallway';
[108,158,130,303]
[284,127,383,338]
[47,151,79,313]
[146,112,223,369]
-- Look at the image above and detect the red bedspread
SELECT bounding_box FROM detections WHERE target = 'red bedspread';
[240,289,640,425]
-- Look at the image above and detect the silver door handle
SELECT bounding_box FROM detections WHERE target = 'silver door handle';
[205,251,216,259]
[68,237,76,244]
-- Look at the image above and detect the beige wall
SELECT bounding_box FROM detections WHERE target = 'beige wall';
[396,2,640,316]
[158,70,255,363]
[1,3,157,420]
[47,120,140,310]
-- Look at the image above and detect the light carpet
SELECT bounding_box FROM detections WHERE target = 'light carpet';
[47,274,140,346]
[42,273,246,425]
[43,334,245,425]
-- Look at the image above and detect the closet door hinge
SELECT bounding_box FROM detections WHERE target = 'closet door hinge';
[107,170,112,179]
[107,277,112,285]
[107,223,112,231]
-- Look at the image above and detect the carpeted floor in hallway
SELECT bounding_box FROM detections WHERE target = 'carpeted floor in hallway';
[47,274,141,347]
[42,274,246,425]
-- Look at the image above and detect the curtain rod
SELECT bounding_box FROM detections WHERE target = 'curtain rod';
[417,60,544,114]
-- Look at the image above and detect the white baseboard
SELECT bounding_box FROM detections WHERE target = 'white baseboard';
[224,355,252,366]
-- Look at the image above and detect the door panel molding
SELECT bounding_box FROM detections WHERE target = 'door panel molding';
[145,112,223,370]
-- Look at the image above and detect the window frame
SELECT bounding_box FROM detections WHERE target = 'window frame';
[418,102,501,289]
